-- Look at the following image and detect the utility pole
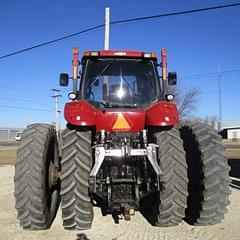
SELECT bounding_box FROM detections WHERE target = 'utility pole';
[51,89,62,138]
[218,66,222,132]
[104,7,110,50]
[104,7,110,96]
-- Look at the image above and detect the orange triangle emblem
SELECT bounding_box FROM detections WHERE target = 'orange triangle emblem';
[112,113,131,130]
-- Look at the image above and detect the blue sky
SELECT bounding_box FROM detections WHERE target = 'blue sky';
[0,0,240,128]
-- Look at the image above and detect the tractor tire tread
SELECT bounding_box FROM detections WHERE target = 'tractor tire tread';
[60,129,93,230]
[155,127,188,227]
[180,121,231,225]
[14,124,59,230]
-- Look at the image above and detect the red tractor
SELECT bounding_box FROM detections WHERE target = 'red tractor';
[14,48,231,230]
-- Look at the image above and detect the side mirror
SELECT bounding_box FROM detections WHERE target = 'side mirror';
[59,73,69,86]
[168,72,177,85]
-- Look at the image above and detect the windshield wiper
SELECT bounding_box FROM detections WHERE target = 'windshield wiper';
[89,60,115,87]
[99,60,114,76]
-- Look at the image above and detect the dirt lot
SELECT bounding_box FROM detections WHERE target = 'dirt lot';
[224,141,240,159]
[0,141,18,165]
[0,149,16,165]
[0,144,240,240]
[0,165,239,240]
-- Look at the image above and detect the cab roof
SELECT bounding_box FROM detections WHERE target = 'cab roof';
[82,50,157,59]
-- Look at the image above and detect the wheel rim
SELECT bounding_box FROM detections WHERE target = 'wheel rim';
[45,136,61,226]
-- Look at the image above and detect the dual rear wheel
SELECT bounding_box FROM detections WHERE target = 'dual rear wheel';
[14,124,60,230]
[180,122,231,225]
[140,123,231,226]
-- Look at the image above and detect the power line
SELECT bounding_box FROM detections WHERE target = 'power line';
[180,69,240,80]
[1,2,240,60]
[0,96,38,102]
[0,69,239,97]
[111,2,240,25]
[0,86,68,100]
[0,24,104,60]
[0,87,55,98]
[0,96,53,107]
[0,104,53,112]
[202,87,240,95]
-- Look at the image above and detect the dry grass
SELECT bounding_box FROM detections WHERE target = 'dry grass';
[0,149,16,165]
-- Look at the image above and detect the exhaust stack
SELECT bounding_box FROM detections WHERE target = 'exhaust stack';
[72,47,79,92]
[161,48,168,96]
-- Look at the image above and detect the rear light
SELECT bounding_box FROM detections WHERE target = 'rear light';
[90,51,99,56]
[84,51,99,57]
[161,48,167,57]
[73,47,79,55]
[113,52,127,56]
[143,52,157,58]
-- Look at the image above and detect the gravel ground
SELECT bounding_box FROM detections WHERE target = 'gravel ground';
[0,141,19,150]
[0,165,239,240]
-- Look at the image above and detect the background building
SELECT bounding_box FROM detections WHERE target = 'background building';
[0,128,24,142]
[220,126,240,141]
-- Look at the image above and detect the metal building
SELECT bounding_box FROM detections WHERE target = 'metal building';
[0,128,24,142]
[219,126,240,141]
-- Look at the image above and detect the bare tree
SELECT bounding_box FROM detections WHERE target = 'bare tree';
[189,115,219,129]
[172,86,200,119]
[172,85,218,127]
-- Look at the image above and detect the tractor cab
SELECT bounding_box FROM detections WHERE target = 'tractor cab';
[60,49,177,108]
[81,52,160,109]
[59,49,179,131]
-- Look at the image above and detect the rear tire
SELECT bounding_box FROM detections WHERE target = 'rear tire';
[61,129,93,230]
[180,122,231,225]
[14,124,60,230]
[155,127,188,226]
